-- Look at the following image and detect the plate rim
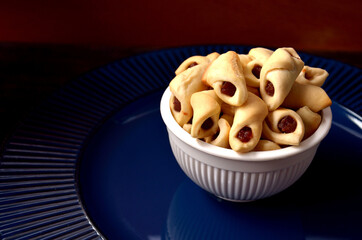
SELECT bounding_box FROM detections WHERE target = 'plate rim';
[0,45,361,239]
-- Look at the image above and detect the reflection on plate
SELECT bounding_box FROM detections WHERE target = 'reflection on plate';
[165,179,304,240]
[0,46,361,239]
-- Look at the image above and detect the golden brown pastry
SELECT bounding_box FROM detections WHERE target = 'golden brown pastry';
[254,139,281,151]
[206,52,220,62]
[175,56,210,75]
[204,117,231,149]
[229,92,268,153]
[296,66,329,87]
[168,47,332,153]
[240,47,274,87]
[247,86,260,97]
[238,54,251,66]
[260,48,304,111]
[249,47,273,62]
[220,113,233,126]
[282,82,332,112]
[190,90,221,138]
[221,102,236,117]
[182,123,192,134]
[262,108,305,145]
[296,106,322,139]
[202,51,248,106]
[169,64,209,126]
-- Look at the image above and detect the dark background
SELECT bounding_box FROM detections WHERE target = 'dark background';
[1,0,361,142]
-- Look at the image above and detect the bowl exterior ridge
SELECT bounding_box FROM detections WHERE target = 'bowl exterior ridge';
[168,130,317,201]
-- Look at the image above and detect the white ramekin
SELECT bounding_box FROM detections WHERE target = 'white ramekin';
[160,87,332,201]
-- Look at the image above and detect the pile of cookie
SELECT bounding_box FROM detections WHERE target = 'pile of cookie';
[169,47,332,153]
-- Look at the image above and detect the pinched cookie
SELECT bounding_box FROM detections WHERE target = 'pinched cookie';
[169,63,209,126]
[229,92,268,152]
[262,108,305,145]
[260,48,304,111]
[296,106,322,139]
[282,82,332,112]
[175,55,210,75]
[204,117,231,149]
[202,51,248,107]
[190,90,221,139]
[296,66,329,87]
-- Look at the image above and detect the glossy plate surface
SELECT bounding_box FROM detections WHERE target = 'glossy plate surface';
[1,46,361,239]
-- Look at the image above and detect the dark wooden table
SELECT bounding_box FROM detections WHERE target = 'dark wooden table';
[1,43,361,144]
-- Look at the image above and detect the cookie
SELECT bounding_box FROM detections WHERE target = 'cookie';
[296,66,329,87]
[190,90,221,138]
[175,55,210,75]
[262,108,305,145]
[296,106,322,139]
[202,51,248,106]
[229,92,268,153]
[260,48,304,111]
[204,117,231,149]
[169,63,209,126]
[282,82,332,112]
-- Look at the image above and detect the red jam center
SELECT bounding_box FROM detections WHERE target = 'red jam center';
[237,126,253,143]
[173,96,181,112]
[201,117,214,130]
[252,64,262,79]
[305,71,313,80]
[277,115,297,133]
[188,62,198,68]
[265,80,275,96]
[221,81,236,97]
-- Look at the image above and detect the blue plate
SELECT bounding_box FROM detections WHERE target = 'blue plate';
[1,46,362,239]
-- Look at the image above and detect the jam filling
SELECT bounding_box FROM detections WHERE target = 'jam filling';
[173,96,181,112]
[252,64,262,79]
[277,115,297,133]
[265,80,275,96]
[188,62,198,68]
[201,117,214,130]
[305,71,313,80]
[221,81,236,97]
[237,126,253,143]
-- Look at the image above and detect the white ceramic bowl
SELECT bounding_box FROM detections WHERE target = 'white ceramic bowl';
[160,87,332,201]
